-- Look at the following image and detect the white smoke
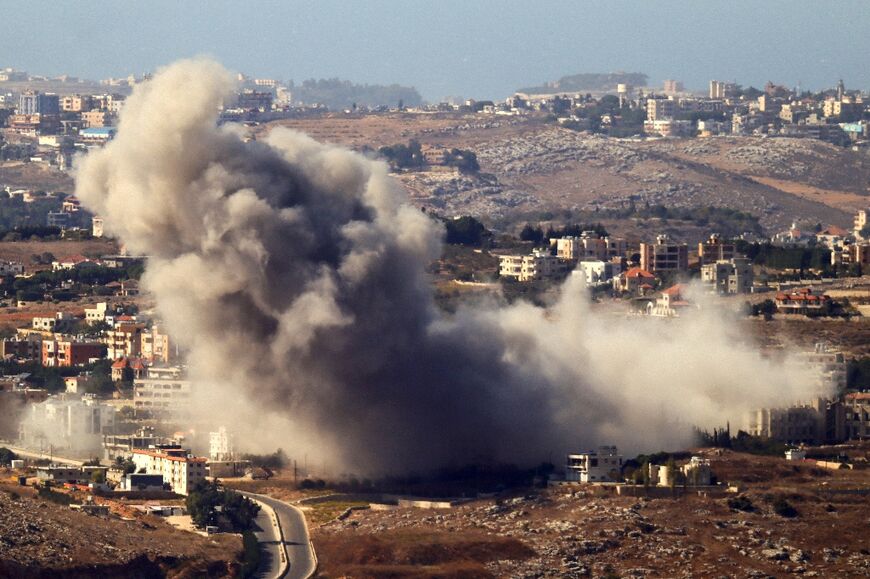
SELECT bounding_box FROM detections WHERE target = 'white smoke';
[75,59,825,475]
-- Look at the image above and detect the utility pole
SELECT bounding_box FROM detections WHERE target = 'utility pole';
[293,459,297,486]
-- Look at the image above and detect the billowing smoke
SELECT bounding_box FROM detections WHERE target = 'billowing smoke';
[75,59,824,474]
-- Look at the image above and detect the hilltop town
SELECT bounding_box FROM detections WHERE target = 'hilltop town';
[0,66,869,578]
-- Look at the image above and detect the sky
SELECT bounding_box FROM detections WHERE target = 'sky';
[2,1,869,101]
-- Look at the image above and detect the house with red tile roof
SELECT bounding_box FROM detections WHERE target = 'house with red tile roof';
[612,267,656,295]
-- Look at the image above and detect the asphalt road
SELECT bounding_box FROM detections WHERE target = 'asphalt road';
[247,499,285,579]
[240,491,316,579]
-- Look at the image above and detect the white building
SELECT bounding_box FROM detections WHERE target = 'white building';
[131,447,207,495]
[575,260,622,286]
[133,367,191,417]
[700,257,753,295]
[22,395,116,453]
[209,426,234,461]
[499,249,569,282]
[0,261,24,276]
[92,216,104,238]
[565,446,623,482]
[84,302,109,325]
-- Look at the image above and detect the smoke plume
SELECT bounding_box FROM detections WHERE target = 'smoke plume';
[75,59,824,474]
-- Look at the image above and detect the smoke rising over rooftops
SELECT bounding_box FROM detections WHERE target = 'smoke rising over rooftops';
[75,59,824,474]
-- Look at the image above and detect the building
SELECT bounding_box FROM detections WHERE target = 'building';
[18,91,59,115]
[84,302,109,325]
[133,369,192,417]
[105,323,145,360]
[0,337,42,361]
[60,94,91,113]
[774,288,832,316]
[697,234,736,265]
[79,127,116,143]
[681,457,712,486]
[612,267,656,295]
[120,473,165,492]
[42,340,106,367]
[36,465,106,484]
[646,97,676,121]
[663,80,684,95]
[209,427,234,461]
[855,209,870,239]
[499,250,569,282]
[102,427,173,462]
[110,357,147,381]
[643,119,693,137]
[648,284,694,317]
[799,343,847,392]
[565,446,623,483]
[140,325,172,364]
[80,110,114,128]
[32,312,76,333]
[0,261,24,276]
[709,80,736,100]
[237,90,273,111]
[22,395,117,452]
[131,447,207,495]
[700,257,753,295]
[745,399,827,444]
[92,216,104,238]
[575,260,622,286]
[640,235,688,273]
[842,392,870,440]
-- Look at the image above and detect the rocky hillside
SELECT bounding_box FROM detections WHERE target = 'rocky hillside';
[0,480,239,578]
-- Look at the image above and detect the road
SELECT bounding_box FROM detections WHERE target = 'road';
[247,498,286,579]
[240,492,317,579]
[0,443,86,466]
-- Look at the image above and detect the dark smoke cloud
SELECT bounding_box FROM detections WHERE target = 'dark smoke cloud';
[75,60,823,474]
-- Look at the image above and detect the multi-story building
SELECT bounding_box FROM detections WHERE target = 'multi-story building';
[209,427,235,461]
[105,323,145,360]
[709,80,736,100]
[575,260,622,286]
[697,234,736,265]
[640,235,688,273]
[646,97,676,121]
[842,393,870,440]
[855,209,870,239]
[21,395,117,453]
[92,216,105,238]
[60,94,91,113]
[745,399,827,445]
[663,80,684,96]
[140,325,172,364]
[18,91,59,115]
[499,250,569,282]
[80,110,114,128]
[565,446,623,482]
[131,447,207,495]
[700,257,753,294]
[133,368,192,417]
[799,343,847,392]
[102,426,173,462]
[42,340,106,367]
[0,337,42,361]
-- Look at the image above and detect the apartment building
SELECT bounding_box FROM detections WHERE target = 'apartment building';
[842,393,870,440]
[646,97,676,121]
[855,209,870,239]
[640,235,688,273]
[745,399,827,445]
[140,325,172,364]
[499,250,569,282]
[42,340,106,367]
[131,447,207,495]
[697,234,736,265]
[700,257,753,295]
[612,267,655,295]
[133,368,192,417]
[105,323,145,360]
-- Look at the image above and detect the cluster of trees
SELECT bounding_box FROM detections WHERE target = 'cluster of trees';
[0,447,17,466]
[0,358,116,394]
[289,78,423,110]
[377,141,480,173]
[519,222,609,244]
[3,262,143,303]
[847,357,870,390]
[185,480,260,531]
[697,426,788,456]
[518,72,649,94]
[240,448,288,470]
[443,215,491,247]
[736,241,831,271]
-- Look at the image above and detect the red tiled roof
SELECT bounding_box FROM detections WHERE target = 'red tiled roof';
[625,267,655,279]
[663,283,687,296]
[845,392,870,401]
[818,225,848,237]
[132,449,207,463]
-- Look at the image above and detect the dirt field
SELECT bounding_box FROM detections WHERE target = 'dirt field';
[0,161,74,193]
[0,239,118,269]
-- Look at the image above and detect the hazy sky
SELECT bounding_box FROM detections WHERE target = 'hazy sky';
[3,1,868,101]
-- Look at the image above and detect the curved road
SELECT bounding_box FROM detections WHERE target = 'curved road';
[241,491,316,579]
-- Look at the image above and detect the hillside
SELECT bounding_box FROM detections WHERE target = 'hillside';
[259,115,866,236]
[518,72,649,95]
[0,478,240,578]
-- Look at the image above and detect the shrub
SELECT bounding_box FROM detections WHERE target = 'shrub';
[727,495,755,512]
[773,497,798,518]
